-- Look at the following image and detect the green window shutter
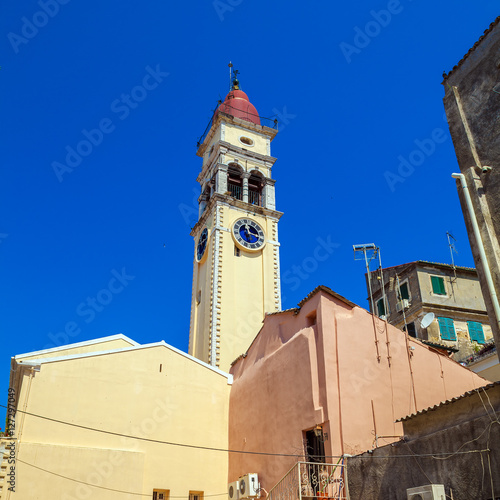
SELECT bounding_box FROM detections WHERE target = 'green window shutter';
[431,276,446,295]
[399,283,409,300]
[468,321,485,344]
[438,317,456,341]
[377,299,385,317]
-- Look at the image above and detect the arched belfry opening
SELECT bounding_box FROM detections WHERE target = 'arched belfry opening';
[248,170,264,207]
[227,163,243,200]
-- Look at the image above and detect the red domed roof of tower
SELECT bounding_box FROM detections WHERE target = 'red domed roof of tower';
[215,82,260,125]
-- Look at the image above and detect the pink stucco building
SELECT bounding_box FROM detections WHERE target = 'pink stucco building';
[228,286,487,492]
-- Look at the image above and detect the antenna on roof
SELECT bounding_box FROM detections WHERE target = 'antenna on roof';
[228,62,233,91]
[447,231,458,282]
[353,243,387,319]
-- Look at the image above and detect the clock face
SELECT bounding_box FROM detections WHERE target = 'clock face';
[196,228,208,261]
[232,218,265,251]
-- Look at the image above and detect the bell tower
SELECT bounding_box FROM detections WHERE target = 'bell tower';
[188,75,282,371]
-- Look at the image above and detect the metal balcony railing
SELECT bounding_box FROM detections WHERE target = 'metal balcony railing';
[249,190,261,206]
[267,461,347,500]
[228,183,242,200]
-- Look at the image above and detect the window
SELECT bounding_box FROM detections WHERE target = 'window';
[404,322,417,338]
[228,164,243,200]
[398,281,410,300]
[153,490,169,500]
[189,492,203,500]
[438,317,456,341]
[306,311,317,327]
[248,171,264,207]
[234,246,240,257]
[431,276,447,296]
[468,321,485,344]
[376,298,386,317]
[239,136,254,146]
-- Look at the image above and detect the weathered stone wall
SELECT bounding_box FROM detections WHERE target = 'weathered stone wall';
[443,18,500,353]
[347,386,500,500]
[366,263,492,359]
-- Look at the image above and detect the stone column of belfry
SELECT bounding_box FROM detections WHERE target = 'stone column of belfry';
[188,75,283,372]
[242,172,250,203]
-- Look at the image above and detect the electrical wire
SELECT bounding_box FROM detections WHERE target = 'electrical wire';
[16,458,227,498]
[0,404,493,460]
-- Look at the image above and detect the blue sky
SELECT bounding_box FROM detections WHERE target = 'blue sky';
[1,0,498,421]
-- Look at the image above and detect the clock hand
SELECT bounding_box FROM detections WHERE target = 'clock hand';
[244,224,254,241]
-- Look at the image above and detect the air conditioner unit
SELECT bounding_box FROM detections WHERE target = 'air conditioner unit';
[396,299,410,312]
[228,481,240,500]
[407,484,446,500]
[239,473,260,499]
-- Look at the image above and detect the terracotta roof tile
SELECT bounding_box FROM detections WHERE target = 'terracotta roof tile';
[297,285,358,309]
[443,16,500,80]
[421,340,459,353]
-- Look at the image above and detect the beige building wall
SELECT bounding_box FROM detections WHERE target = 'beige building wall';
[416,269,486,310]
[2,335,231,500]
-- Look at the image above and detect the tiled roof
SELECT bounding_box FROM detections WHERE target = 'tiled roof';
[443,16,500,80]
[370,260,476,274]
[421,340,459,353]
[297,285,358,309]
[231,286,358,367]
[265,307,298,316]
[397,381,500,422]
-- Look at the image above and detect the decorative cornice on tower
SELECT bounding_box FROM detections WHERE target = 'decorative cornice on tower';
[197,112,278,158]
[190,193,283,237]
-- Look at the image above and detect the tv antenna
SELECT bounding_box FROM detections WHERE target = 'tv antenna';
[447,231,458,282]
[353,243,387,318]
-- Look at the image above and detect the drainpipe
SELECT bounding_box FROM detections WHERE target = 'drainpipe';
[451,173,500,337]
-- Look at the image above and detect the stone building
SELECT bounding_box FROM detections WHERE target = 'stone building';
[347,382,500,500]
[365,260,493,361]
[442,17,500,360]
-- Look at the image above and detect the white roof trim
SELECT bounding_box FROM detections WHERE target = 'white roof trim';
[15,339,233,384]
[15,334,139,360]
[468,352,499,371]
